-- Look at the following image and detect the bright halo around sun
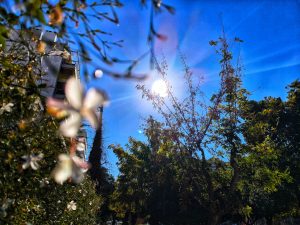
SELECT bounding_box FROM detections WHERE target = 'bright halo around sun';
[151,79,168,97]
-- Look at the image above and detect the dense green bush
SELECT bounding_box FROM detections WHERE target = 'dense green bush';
[0,40,102,225]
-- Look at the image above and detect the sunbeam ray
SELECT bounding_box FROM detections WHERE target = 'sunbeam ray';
[228,1,265,34]
[245,44,300,66]
[246,61,300,75]
[110,94,137,104]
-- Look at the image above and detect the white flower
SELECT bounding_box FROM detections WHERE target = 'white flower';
[30,97,43,112]
[0,103,14,115]
[76,142,85,152]
[47,77,108,137]
[52,154,90,184]
[67,201,77,211]
[39,178,49,187]
[22,153,44,170]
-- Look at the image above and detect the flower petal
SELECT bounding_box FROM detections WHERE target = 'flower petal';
[46,98,68,109]
[21,155,30,169]
[67,201,77,211]
[72,156,90,176]
[5,103,14,112]
[46,98,70,118]
[0,103,14,114]
[83,88,108,110]
[82,110,98,129]
[22,161,30,170]
[71,166,85,184]
[72,156,90,170]
[59,112,81,137]
[37,153,44,160]
[31,161,40,170]
[76,142,85,152]
[65,78,83,110]
[52,154,72,184]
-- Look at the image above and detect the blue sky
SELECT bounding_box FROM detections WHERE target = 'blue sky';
[84,0,300,175]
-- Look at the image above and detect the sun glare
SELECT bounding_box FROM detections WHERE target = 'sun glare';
[151,79,168,97]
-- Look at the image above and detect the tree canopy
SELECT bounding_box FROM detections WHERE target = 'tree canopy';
[109,37,300,225]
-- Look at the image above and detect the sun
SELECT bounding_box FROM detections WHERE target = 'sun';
[151,79,168,97]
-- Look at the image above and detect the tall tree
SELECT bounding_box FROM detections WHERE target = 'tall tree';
[110,118,207,225]
[238,81,300,223]
[136,35,248,224]
[135,36,294,224]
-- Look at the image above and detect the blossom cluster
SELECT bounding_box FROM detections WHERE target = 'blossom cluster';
[17,75,107,185]
[46,76,107,184]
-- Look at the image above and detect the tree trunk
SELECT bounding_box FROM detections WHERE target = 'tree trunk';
[112,216,116,225]
[88,107,103,186]
[123,212,129,225]
[209,208,221,225]
[266,217,273,225]
[209,215,220,225]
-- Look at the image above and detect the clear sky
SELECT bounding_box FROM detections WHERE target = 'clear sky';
[84,0,300,176]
